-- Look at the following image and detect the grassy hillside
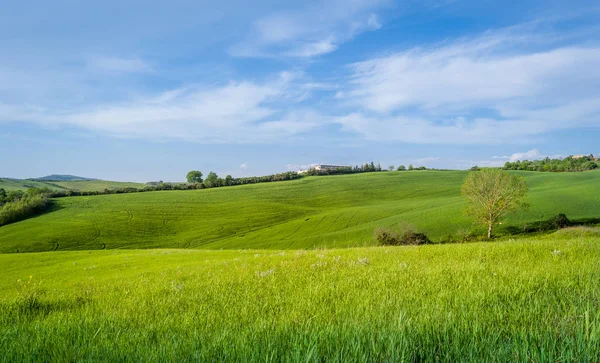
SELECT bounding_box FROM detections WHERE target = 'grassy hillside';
[0,178,146,192]
[1,234,599,361]
[50,180,147,192]
[0,178,65,192]
[1,170,599,253]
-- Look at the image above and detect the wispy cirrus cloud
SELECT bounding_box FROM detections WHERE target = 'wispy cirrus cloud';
[0,71,324,143]
[335,22,600,143]
[230,0,387,57]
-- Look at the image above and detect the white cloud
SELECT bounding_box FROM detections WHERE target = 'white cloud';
[459,149,564,168]
[240,163,248,169]
[0,72,323,142]
[284,38,338,57]
[501,149,541,162]
[231,0,388,57]
[337,25,600,143]
[287,163,318,171]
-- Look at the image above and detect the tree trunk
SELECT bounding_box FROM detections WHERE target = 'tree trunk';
[487,223,493,239]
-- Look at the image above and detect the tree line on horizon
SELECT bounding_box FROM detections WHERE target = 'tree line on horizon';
[502,155,598,172]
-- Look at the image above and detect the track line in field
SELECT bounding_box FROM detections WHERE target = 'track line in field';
[163,219,177,235]
[345,212,358,229]
[326,212,344,231]
[312,215,327,230]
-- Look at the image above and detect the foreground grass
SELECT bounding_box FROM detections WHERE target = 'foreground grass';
[1,235,599,361]
[2,170,600,252]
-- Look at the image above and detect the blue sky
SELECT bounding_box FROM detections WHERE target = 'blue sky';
[1,0,599,181]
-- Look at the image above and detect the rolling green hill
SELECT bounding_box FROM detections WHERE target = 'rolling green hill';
[1,170,599,253]
[0,178,65,192]
[0,178,146,192]
[50,180,147,191]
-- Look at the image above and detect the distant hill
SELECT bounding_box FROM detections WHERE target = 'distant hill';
[0,177,145,192]
[32,175,96,181]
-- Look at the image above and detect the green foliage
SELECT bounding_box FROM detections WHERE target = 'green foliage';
[203,171,219,188]
[397,165,406,171]
[503,155,599,172]
[374,223,431,245]
[1,236,600,360]
[408,164,414,170]
[186,170,203,184]
[462,169,528,238]
[0,188,51,226]
[304,161,385,176]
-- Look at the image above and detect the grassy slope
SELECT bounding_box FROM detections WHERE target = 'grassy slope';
[1,170,599,253]
[0,178,147,192]
[1,234,599,360]
[0,179,64,191]
[50,180,147,191]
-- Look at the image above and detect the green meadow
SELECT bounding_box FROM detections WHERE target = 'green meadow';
[1,232,600,361]
[0,178,147,193]
[0,178,64,192]
[49,180,147,192]
[1,170,599,253]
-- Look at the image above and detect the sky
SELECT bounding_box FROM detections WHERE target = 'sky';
[1,0,599,182]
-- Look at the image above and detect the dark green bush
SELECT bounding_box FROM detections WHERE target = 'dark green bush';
[375,223,431,246]
[0,194,51,226]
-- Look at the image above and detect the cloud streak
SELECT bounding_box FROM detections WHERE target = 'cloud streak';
[231,0,387,57]
[336,24,600,143]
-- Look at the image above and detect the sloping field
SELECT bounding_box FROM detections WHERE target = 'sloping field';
[1,234,599,360]
[0,178,146,192]
[0,178,65,192]
[50,180,147,191]
[1,171,599,253]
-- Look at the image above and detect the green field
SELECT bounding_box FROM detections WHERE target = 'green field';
[0,178,65,192]
[1,171,599,253]
[0,178,147,193]
[49,180,147,192]
[1,232,599,361]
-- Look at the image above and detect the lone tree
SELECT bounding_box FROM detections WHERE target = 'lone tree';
[461,169,528,239]
[186,170,203,184]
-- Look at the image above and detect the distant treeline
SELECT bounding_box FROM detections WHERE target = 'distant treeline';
[302,162,384,176]
[0,188,52,227]
[24,171,304,199]
[502,155,599,172]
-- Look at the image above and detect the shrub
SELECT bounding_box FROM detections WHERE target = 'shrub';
[524,213,572,233]
[375,223,431,246]
[374,227,401,246]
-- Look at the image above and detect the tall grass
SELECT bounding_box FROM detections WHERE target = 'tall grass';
[1,235,599,361]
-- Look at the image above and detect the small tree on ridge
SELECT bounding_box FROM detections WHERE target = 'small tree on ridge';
[186,170,203,184]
